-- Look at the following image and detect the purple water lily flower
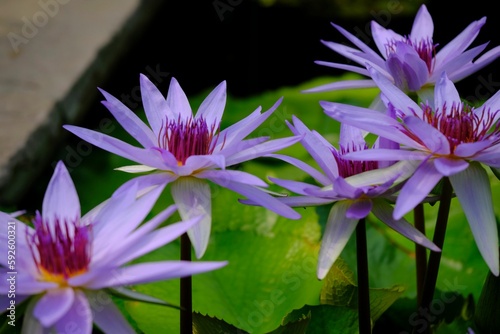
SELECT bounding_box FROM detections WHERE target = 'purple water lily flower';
[0,161,227,333]
[64,75,301,259]
[323,67,500,276]
[307,4,500,94]
[248,116,438,279]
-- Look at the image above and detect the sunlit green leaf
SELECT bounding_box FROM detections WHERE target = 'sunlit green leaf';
[320,257,405,321]
[193,312,247,334]
[283,304,359,334]
[125,186,324,334]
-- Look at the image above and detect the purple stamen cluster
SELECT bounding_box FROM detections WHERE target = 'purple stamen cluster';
[26,212,92,281]
[386,37,437,73]
[407,37,436,73]
[333,143,378,178]
[421,103,500,152]
[158,116,219,165]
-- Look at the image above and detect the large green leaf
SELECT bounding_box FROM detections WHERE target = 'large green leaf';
[320,257,405,322]
[125,186,324,334]
[283,304,359,334]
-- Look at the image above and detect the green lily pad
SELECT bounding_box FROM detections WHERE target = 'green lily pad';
[125,186,324,334]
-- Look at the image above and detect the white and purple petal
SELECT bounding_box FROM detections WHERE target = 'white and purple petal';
[367,66,422,117]
[42,161,80,229]
[371,198,439,251]
[393,160,443,220]
[266,153,331,186]
[184,154,226,173]
[171,177,212,259]
[448,45,500,82]
[99,89,156,148]
[240,195,333,208]
[197,169,268,187]
[289,116,339,180]
[112,172,177,198]
[314,60,370,76]
[455,141,494,158]
[386,42,429,91]
[322,102,420,149]
[434,72,461,112]
[93,183,166,261]
[410,5,433,41]
[332,22,386,65]
[195,80,227,127]
[346,198,372,219]
[403,116,450,154]
[166,77,193,121]
[63,126,167,170]
[343,148,428,162]
[434,17,486,70]
[269,177,322,196]
[431,43,488,82]
[433,157,469,176]
[88,290,136,334]
[449,162,499,276]
[345,160,420,188]
[224,135,302,167]
[54,290,92,334]
[216,97,283,149]
[85,261,228,289]
[112,217,202,267]
[208,175,301,219]
[317,201,359,279]
[303,79,378,93]
[370,21,405,59]
[33,287,75,327]
[139,73,172,137]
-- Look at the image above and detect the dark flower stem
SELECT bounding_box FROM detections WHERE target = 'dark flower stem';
[413,177,453,334]
[356,218,371,333]
[180,232,192,334]
[414,203,427,305]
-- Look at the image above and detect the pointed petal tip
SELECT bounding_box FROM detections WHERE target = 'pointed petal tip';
[491,266,499,277]
[486,248,499,277]
[288,210,302,220]
[329,22,342,30]
[392,209,405,221]
[317,266,328,280]
[169,76,181,88]
[429,243,441,253]
[300,88,315,94]
[319,100,335,110]
[194,246,206,260]
[53,160,66,171]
